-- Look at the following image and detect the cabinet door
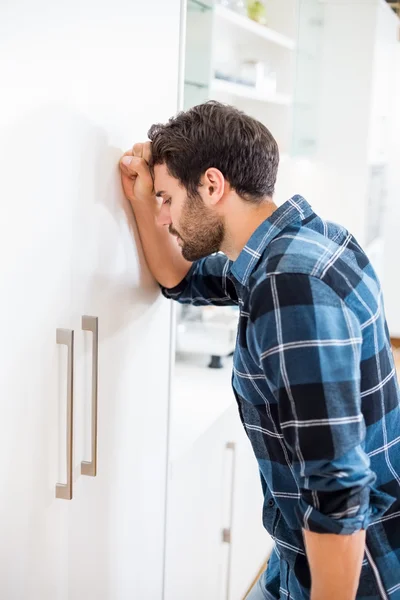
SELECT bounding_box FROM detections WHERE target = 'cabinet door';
[228,414,274,600]
[165,406,236,600]
[0,6,76,596]
[165,402,273,600]
[47,1,182,598]
[68,300,173,600]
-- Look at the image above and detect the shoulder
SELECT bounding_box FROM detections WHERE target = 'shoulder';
[249,221,372,309]
[249,271,345,322]
[260,223,347,280]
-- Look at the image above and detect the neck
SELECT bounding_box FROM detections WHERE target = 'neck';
[222,196,278,261]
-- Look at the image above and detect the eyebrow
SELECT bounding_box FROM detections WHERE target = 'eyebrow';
[155,190,167,198]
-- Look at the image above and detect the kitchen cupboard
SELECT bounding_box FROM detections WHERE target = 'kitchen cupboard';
[228,411,274,600]
[165,403,273,600]
[165,405,234,600]
[0,0,182,598]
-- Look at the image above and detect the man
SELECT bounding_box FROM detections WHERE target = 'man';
[119,101,400,600]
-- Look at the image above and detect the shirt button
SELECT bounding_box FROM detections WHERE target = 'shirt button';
[268,499,275,507]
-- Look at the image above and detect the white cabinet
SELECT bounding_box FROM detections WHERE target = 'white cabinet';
[0,0,182,598]
[0,127,73,599]
[165,407,233,600]
[229,416,274,600]
[165,403,271,600]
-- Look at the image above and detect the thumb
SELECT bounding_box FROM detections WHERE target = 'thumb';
[121,156,134,167]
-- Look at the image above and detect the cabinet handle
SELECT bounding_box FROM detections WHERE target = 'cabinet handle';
[81,316,99,477]
[56,328,74,500]
[222,441,236,600]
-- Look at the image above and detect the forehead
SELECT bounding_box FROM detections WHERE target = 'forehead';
[154,163,182,196]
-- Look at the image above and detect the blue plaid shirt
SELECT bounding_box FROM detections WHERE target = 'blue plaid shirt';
[162,196,400,600]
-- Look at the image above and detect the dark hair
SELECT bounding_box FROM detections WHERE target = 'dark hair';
[148,101,279,202]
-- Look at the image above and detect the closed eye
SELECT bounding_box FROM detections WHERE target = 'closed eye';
[163,198,172,206]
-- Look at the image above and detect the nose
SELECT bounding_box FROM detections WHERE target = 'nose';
[157,202,172,227]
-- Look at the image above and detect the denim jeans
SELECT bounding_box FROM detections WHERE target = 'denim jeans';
[246,572,276,600]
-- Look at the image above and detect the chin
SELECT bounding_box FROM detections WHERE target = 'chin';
[181,246,218,262]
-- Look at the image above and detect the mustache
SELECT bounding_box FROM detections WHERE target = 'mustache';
[169,225,180,237]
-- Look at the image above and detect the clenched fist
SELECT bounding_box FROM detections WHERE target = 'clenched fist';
[119,141,155,204]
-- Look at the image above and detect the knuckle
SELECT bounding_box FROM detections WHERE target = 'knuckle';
[134,157,146,169]
[133,143,143,157]
[143,142,152,163]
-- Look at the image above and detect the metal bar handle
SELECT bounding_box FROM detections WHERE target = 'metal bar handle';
[56,328,74,500]
[81,315,99,477]
[223,441,236,600]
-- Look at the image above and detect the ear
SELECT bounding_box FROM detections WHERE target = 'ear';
[202,168,226,206]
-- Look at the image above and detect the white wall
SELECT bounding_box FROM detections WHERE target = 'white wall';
[383,45,400,337]
[276,1,376,240]
[276,0,400,332]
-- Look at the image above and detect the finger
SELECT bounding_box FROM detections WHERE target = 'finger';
[133,143,143,158]
[119,151,137,177]
[142,141,152,164]
[120,150,133,169]
[120,156,153,189]
[120,166,137,180]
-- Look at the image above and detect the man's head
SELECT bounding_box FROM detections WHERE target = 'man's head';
[148,101,279,262]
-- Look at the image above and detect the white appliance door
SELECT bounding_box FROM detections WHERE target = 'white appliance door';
[0,4,77,598]
[52,1,180,599]
[1,0,181,598]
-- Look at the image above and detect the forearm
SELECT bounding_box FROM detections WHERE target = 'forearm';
[130,198,192,289]
[304,529,365,600]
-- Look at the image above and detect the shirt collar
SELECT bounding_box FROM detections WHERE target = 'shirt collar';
[229,195,314,286]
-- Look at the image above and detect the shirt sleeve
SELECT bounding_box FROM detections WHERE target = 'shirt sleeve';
[161,253,239,307]
[248,272,394,535]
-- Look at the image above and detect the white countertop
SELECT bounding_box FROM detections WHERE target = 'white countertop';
[169,352,235,462]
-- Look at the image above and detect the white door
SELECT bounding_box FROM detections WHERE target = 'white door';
[0,10,76,597]
[228,414,274,600]
[165,400,272,600]
[0,0,182,598]
[164,407,234,600]
[61,1,182,598]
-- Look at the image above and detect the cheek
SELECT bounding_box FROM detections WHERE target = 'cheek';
[171,200,184,226]
[170,204,178,221]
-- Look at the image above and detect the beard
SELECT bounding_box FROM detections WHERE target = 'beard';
[170,196,225,262]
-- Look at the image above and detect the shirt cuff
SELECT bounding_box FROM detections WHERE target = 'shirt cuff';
[296,486,395,535]
[160,263,197,300]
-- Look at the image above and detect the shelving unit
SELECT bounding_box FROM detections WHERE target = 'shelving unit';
[211,77,292,105]
[183,0,299,155]
[214,4,296,49]
[188,0,213,10]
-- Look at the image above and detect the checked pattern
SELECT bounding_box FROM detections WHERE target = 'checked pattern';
[163,196,400,599]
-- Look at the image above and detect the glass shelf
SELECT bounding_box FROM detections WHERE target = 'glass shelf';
[188,0,213,12]
[185,80,209,89]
